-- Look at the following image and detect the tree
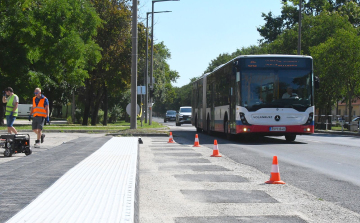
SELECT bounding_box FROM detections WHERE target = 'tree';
[203,53,233,74]
[257,0,353,43]
[0,0,101,125]
[152,42,179,115]
[311,28,360,120]
[81,0,133,126]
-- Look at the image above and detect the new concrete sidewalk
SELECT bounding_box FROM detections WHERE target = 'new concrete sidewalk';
[6,137,139,223]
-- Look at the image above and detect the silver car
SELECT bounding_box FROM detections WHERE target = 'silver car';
[176,106,192,126]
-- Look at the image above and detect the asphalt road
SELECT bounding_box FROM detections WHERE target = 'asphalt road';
[154,117,360,215]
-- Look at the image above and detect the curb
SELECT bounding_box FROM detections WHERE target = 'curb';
[107,133,168,137]
[315,130,360,136]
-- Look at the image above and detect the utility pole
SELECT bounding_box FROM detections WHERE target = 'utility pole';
[130,0,138,129]
[145,12,149,123]
[149,2,155,125]
[298,0,302,55]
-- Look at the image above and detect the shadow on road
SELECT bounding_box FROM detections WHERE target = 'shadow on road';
[171,130,307,146]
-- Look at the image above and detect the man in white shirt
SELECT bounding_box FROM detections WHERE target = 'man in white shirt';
[282,87,298,99]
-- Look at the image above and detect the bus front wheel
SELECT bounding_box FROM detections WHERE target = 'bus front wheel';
[285,134,296,142]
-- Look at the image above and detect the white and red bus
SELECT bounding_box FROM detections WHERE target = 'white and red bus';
[192,55,318,141]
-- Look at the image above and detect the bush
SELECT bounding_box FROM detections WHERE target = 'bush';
[98,109,104,124]
[75,109,82,124]
[67,116,73,124]
[109,105,123,123]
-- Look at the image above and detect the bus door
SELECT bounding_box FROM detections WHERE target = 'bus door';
[229,66,237,133]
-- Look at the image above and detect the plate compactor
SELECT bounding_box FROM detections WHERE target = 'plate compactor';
[0,134,32,157]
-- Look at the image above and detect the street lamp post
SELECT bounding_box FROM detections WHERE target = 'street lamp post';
[130,0,138,129]
[149,0,179,125]
[145,11,171,124]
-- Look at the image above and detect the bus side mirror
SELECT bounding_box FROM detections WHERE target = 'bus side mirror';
[315,76,320,89]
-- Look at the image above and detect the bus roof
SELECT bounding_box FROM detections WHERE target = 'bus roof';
[234,54,313,60]
[192,54,312,84]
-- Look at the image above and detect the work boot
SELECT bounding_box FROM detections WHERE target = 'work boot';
[34,140,40,148]
[41,134,45,143]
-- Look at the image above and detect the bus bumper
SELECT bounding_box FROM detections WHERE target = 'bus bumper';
[236,125,314,134]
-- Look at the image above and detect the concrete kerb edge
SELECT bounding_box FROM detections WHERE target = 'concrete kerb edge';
[106,133,168,137]
[315,130,360,136]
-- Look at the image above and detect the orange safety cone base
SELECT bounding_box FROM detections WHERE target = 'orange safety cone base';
[210,150,222,157]
[193,145,200,147]
[265,180,285,184]
[168,140,175,143]
[210,154,222,157]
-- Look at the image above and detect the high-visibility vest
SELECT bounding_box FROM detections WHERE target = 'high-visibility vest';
[32,96,47,117]
[5,94,18,116]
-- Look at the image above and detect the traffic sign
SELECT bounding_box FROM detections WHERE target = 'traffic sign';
[126,103,140,116]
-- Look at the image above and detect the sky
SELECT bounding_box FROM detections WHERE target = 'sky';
[138,0,283,87]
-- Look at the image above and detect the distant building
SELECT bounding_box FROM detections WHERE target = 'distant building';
[333,97,360,121]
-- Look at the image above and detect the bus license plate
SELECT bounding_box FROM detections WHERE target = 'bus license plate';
[270,127,286,131]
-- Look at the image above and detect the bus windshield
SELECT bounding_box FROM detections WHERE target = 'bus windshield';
[240,69,312,112]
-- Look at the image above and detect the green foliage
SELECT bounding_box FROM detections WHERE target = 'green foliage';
[75,109,83,124]
[109,105,123,123]
[98,109,104,124]
[258,0,355,43]
[0,0,102,125]
[311,28,360,115]
[67,116,73,124]
[152,42,180,114]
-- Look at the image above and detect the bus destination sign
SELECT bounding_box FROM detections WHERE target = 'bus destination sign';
[244,58,307,68]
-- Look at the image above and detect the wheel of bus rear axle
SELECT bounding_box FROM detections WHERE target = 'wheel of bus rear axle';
[206,118,212,135]
[4,148,12,157]
[285,134,296,142]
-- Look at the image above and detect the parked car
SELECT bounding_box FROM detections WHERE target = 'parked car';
[344,117,360,129]
[176,106,192,126]
[164,110,176,122]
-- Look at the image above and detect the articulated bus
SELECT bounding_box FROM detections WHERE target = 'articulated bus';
[191,55,316,141]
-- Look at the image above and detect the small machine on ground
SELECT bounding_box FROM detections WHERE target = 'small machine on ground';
[0,134,32,157]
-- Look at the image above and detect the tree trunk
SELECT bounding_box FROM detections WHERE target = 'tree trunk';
[91,88,103,126]
[102,84,108,126]
[0,104,4,126]
[71,91,75,123]
[91,99,100,126]
[348,96,353,123]
[82,80,93,126]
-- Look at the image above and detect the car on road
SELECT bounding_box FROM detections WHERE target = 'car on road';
[164,110,176,122]
[176,106,192,126]
[344,117,360,129]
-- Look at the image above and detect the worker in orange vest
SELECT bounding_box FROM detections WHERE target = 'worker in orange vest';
[29,88,50,148]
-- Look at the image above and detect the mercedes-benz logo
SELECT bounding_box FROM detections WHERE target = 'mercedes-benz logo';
[275,115,281,121]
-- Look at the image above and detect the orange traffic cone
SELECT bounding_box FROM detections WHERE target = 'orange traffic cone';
[193,134,200,147]
[265,156,285,184]
[210,140,222,157]
[168,132,175,143]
